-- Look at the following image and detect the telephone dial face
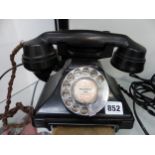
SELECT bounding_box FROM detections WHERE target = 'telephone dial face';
[61,66,109,116]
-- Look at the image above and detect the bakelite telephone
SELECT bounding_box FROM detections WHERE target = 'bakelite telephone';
[21,30,146,131]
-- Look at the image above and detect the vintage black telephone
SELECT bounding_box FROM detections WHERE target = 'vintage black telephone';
[22,30,146,131]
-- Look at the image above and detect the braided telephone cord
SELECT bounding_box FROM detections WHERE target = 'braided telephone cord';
[0,43,34,130]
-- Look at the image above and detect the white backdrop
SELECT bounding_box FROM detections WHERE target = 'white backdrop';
[0,19,54,108]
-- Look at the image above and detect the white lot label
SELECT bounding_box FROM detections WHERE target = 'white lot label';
[105,102,123,115]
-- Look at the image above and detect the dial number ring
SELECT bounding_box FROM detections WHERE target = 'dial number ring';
[61,66,109,116]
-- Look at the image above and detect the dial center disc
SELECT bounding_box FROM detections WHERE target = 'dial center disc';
[73,78,98,105]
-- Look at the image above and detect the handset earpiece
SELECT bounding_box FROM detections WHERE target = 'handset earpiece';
[111,47,146,73]
[22,39,59,81]
[110,35,146,73]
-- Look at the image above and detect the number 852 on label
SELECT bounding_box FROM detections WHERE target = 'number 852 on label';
[105,102,123,115]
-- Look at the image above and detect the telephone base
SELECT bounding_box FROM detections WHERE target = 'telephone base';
[32,61,134,132]
[32,79,134,132]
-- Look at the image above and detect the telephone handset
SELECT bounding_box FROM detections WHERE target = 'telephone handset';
[21,30,146,130]
[22,30,146,81]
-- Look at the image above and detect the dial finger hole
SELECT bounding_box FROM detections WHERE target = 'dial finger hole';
[82,67,89,73]
[80,107,88,115]
[97,75,104,83]
[62,90,70,98]
[90,70,98,77]
[63,81,71,88]
[74,68,81,75]
[65,99,73,106]
[67,73,74,80]
[71,104,79,112]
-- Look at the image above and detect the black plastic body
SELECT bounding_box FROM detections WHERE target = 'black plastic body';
[32,59,134,131]
[22,30,146,82]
